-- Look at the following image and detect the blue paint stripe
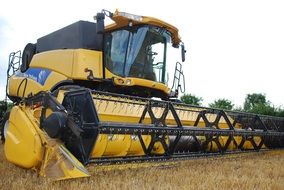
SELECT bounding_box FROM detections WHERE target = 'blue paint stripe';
[16,68,52,86]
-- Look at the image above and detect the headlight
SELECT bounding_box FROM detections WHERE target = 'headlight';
[117,12,143,22]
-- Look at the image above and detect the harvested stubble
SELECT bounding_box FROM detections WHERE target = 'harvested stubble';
[0,145,283,190]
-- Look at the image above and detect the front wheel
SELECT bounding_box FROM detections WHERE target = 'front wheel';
[1,111,10,143]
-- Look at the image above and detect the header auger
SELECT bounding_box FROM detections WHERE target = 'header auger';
[1,10,284,180]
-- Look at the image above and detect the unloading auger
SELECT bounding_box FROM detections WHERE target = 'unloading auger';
[1,10,284,180]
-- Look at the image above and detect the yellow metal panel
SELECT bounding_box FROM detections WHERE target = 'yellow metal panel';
[8,76,43,98]
[30,49,103,80]
[105,67,116,79]
[43,72,69,91]
[89,92,260,155]
[105,10,181,46]
[8,72,68,98]
[103,135,131,156]
[72,49,103,79]
[8,49,102,98]
[30,50,74,77]
[91,135,108,157]
[4,102,90,180]
[4,106,43,168]
[40,142,90,180]
[105,68,171,95]
[127,135,151,156]
[90,93,170,157]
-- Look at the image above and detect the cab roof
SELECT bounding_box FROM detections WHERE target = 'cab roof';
[105,10,181,47]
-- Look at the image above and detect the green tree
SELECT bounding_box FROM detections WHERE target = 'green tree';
[209,99,234,110]
[0,101,7,120]
[233,106,243,112]
[243,93,268,111]
[180,94,203,106]
[0,100,13,121]
[243,93,281,116]
[250,104,277,115]
[275,107,284,117]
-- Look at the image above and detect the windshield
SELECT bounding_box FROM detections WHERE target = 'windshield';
[104,25,171,83]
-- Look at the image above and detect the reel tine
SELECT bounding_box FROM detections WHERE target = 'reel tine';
[130,101,135,113]
[104,97,110,112]
[112,100,117,113]
[120,98,125,110]
[97,96,102,110]
[125,98,130,114]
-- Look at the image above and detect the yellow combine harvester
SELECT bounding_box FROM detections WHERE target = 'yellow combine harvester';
[1,10,283,180]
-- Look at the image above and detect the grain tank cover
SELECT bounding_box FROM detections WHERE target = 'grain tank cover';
[36,21,103,52]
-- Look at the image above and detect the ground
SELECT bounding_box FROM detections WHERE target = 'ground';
[0,144,283,190]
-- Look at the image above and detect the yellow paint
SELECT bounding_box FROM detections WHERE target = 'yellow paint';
[4,106,43,168]
[106,10,181,46]
[4,104,90,180]
[31,49,103,80]
[31,50,74,76]
[8,76,43,98]
[9,48,171,98]
[105,68,171,96]
[89,93,264,157]
[43,72,69,91]
[4,89,266,181]
[91,135,108,157]
[8,49,103,98]
[7,70,68,98]
[40,142,90,180]
[72,49,103,80]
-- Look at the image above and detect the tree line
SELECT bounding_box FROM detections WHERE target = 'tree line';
[0,101,7,121]
[180,93,284,117]
[0,101,13,121]
[0,93,283,120]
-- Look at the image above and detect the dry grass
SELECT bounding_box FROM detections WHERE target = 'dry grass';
[0,144,283,190]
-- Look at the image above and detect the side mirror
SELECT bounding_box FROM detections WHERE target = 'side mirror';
[181,43,186,62]
[95,13,105,34]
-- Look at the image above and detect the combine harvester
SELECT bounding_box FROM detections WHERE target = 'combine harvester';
[1,10,283,180]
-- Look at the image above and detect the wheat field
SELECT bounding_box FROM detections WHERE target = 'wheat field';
[0,144,283,190]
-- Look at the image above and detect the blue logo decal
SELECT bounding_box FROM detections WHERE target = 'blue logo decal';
[16,68,52,86]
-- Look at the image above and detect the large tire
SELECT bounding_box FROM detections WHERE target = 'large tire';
[20,43,36,73]
[1,111,10,143]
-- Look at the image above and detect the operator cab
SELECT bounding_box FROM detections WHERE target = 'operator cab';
[101,10,185,98]
[104,25,170,84]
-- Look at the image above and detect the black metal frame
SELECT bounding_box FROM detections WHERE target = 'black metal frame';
[25,90,100,164]
[24,88,284,165]
[5,51,21,103]
[171,62,185,96]
[90,89,284,163]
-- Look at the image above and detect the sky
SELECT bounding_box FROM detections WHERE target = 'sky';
[0,0,283,107]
